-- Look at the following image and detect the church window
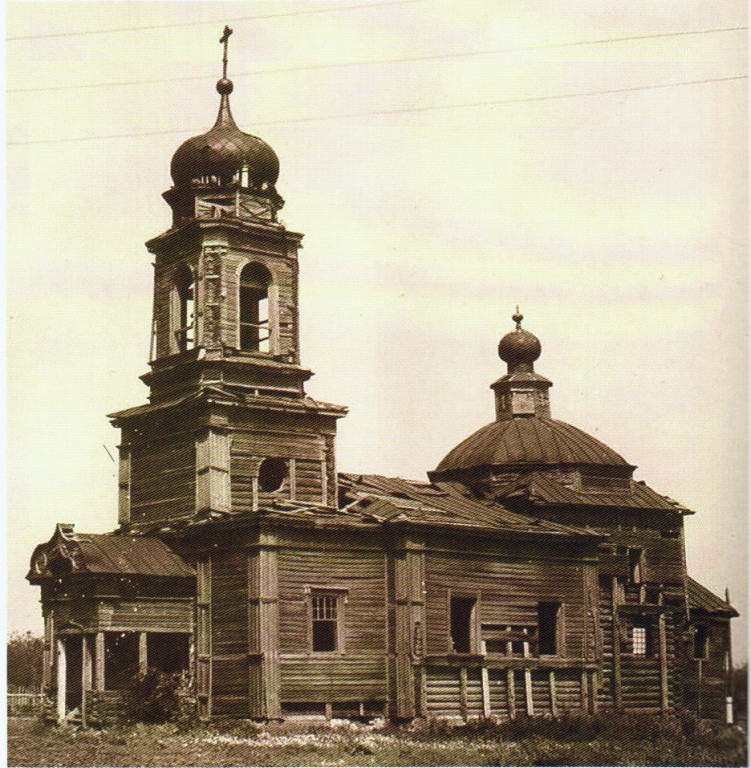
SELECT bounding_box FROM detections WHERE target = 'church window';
[258,458,287,493]
[538,602,561,655]
[693,625,709,660]
[631,621,654,657]
[172,265,195,352]
[310,591,344,653]
[239,263,272,353]
[450,596,477,654]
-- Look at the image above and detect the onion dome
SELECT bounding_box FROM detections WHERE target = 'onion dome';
[433,417,630,474]
[170,79,280,191]
[170,27,280,200]
[497,308,541,373]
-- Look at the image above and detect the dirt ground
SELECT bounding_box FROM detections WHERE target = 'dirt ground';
[7,715,747,767]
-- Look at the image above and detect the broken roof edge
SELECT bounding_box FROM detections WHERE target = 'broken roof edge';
[687,576,739,617]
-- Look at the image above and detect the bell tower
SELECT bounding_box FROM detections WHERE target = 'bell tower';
[111,29,346,532]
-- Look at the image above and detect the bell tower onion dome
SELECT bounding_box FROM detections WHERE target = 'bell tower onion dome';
[169,26,282,204]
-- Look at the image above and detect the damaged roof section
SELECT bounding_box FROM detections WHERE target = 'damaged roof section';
[27,523,194,583]
[338,473,600,539]
[489,471,694,513]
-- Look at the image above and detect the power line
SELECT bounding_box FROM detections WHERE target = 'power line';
[9,25,747,94]
[6,0,430,41]
[8,75,745,147]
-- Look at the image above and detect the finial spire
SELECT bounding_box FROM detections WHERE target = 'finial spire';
[512,306,524,330]
[220,25,233,79]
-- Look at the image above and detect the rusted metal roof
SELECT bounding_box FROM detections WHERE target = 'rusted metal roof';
[339,473,598,539]
[433,417,632,474]
[687,577,738,616]
[494,471,693,513]
[27,524,194,583]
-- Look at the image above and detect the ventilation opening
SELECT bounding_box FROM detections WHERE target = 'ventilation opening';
[258,458,287,492]
[450,597,476,654]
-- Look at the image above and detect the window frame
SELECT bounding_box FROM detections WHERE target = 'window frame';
[537,601,564,657]
[170,264,196,354]
[305,587,347,656]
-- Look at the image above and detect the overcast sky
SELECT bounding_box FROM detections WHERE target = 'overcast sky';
[7,1,747,660]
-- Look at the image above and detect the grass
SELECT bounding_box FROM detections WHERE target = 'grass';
[8,712,747,767]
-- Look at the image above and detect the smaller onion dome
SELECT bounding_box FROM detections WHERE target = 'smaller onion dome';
[497,309,541,373]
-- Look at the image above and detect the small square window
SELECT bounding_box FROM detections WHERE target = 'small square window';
[632,625,648,656]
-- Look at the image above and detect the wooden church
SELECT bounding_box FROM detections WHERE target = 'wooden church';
[28,32,737,726]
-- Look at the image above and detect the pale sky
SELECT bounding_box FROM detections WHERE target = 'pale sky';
[6,1,748,661]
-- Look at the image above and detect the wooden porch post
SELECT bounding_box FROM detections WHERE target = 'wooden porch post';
[94,632,105,691]
[523,629,533,716]
[506,669,516,719]
[81,636,93,727]
[139,632,148,675]
[658,613,669,712]
[549,670,558,717]
[56,639,66,722]
[611,577,623,709]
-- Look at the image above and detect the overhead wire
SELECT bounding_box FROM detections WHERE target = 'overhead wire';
[8,75,745,146]
[9,25,747,94]
[6,0,431,40]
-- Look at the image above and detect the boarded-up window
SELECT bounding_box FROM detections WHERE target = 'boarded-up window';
[538,602,561,655]
[450,597,476,654]
[310,592,342,653]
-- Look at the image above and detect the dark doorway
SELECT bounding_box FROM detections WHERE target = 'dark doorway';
[538,602,561,655]
[64,636,83,712]
[147,633,190,674]
[450,597,476,654]
[105,632,139,690]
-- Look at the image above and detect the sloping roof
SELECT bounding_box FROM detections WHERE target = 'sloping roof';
[494,472,693,513]
[687,577,738,616]
[433,417,632,474]
[339,473,599,539]
[27,524,194,583]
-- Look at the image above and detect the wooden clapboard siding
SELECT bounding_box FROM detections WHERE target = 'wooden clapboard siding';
[488,670,510,717]
[97,600,193,633]
[130,437,195,525]
[424,548,587,658]
[425,668,462,718]
[554,670,583,712]
[210,548,248,715]
[277,532,387,703]
[295,458,324,503]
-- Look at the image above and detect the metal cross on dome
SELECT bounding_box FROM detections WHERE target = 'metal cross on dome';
[220,25,233,78]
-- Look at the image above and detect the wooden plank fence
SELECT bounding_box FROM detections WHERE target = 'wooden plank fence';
[8,691,44,716]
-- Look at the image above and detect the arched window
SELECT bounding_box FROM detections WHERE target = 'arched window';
[239,263,272,352]
[172,265,195,352]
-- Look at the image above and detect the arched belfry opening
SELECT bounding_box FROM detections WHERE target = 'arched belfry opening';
[172,264,195,353]
[239,262,272,353]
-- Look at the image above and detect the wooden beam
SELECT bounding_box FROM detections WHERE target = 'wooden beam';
[82,636,92,727]
[248,534,281,719]
[507,669,516,719]
[611,577,623,709]
[459,666,468,721]
[590,670,599,713]
[139,632,148,675]
[95,632,105,691]
[580,669,589,713]
[549,670,558,717]
[523,629,533,716]
[481,665,491,718]
[56,639,66,723]
[658,613,668,712]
